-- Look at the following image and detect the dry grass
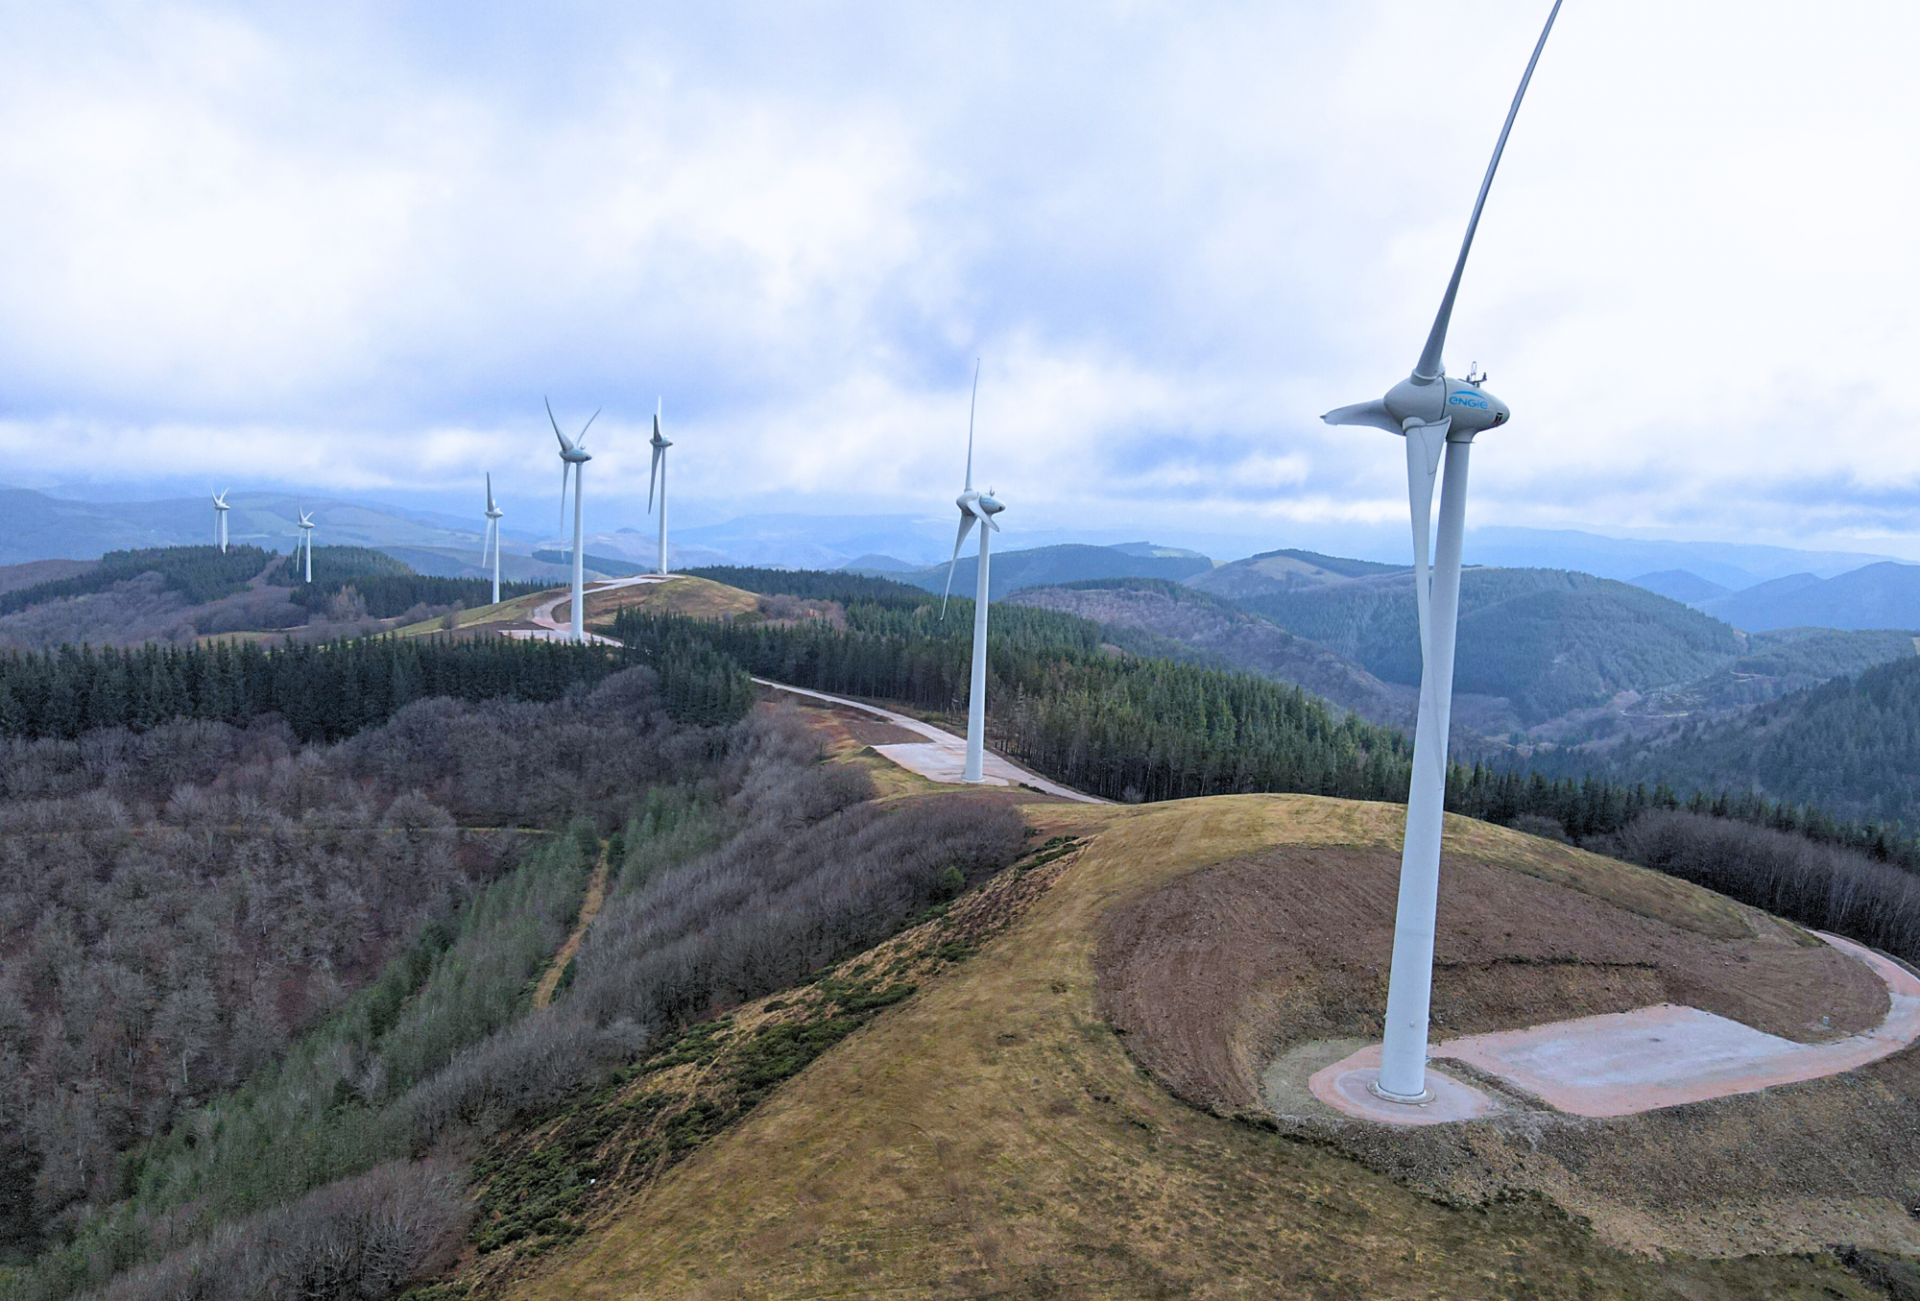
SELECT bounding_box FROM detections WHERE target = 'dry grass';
[390,589,554,638]
[388,575,759,641]
[500,794,1884,1300]
[582,576,757,626]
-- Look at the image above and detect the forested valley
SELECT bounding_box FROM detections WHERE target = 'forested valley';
[3,559,1917,1299]
[660,568,1918,864]
[0,546,542,652]
[0,623,1023,1301]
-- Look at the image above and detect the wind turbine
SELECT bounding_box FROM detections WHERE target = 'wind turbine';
[296,511,315,583]
[211,491,230,552]
[1321,0,1563,1106]
[941,361,1004,785]
[648,401,672,576]
[483,473,505,605]
[548,398,598,644]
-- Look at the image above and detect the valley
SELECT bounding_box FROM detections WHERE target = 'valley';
[1,564,1917,1299]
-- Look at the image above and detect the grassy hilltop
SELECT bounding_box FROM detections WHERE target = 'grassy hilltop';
[465,790,1911,1300]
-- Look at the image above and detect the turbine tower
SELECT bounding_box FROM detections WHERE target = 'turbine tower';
[548,398,598,644]
[296,511,315,583]
[212,491,230,552]
[940,361,1004,784]
[648,401,672,576]
[483,473,505,605]
[1321,0,1563,1106]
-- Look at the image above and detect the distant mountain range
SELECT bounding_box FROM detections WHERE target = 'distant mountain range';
[1466,527,1895,588]
[869,542,1213,601]
[5,484,1918,634]
[1688,562,1920,632]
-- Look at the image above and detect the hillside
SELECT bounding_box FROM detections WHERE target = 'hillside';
[1697,561,1920,632]
[1186,546,1408,599]
[1608,653,1920,828]
[0,544,545,650]
[1629,568,1731,604]
[1236,567,1744,724]
[1007,578,1415,727]
[454,795,1911,1299]
[882,541,1213,600]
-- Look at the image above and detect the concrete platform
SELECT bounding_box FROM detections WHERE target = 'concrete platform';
[1309,1050,1500,1126]
[1309,932,1920,1126]
[754,679,1105,804]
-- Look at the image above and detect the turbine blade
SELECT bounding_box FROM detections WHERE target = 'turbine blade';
[559,461,569,535]
[547,396,570,451]
[1404,417,1451,660]
[1321,400,1402,433]
[966,499,1001,532]
[577,408,600,447]
[648,444,662,513]
[964,358,980,492]
[1413,0,1564,381]
[941,512,978,617]
[486,471,495,513]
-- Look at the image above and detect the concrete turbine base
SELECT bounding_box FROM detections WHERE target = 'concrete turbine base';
[1313,1049,1499,1126]
[1307,931,1920,1127]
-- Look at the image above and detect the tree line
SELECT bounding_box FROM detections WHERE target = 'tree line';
[0,637,621,744]
[0,547,272,617]
[285,574,545,621]
[613,599,1413,805]
[613,570,1919,868]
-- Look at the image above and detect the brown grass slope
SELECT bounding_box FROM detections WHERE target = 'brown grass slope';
[501,795,1901,1300]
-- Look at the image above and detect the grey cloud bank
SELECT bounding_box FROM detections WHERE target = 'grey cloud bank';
[0,2,1917,561]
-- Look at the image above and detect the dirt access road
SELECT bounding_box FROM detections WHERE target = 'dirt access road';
[755,678,1106,804]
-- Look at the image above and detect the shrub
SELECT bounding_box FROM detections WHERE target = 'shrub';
[78,1160,467,1301]
[1618,810,1920,965]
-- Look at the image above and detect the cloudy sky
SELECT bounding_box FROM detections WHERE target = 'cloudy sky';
[1,0,1917,560]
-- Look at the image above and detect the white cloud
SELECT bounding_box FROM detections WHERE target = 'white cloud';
[0,1,1917,558]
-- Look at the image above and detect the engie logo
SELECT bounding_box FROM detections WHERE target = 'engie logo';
[1448,391,1489,410]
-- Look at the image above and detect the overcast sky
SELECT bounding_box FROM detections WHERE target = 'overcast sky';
[1,1,1918,559]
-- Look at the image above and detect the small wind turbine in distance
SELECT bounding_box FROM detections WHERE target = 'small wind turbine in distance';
[1320,0,1564,1107]
[941,360,1005,785]
[548,397,598,644]
[648,400,672,576]
[483,473,505,605]
[211,491,230,552]
[296,511,315,583]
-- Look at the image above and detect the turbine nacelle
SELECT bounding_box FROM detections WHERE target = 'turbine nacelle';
[1323,373,1510,442]
[1387,373,1510,437]
[956,488,1004,527]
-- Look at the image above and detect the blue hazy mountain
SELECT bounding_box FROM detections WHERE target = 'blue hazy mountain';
[1465,526,1894,589]
[1695,562,1920,632]
[1628,569,1733,605]
[881,542,1214,600]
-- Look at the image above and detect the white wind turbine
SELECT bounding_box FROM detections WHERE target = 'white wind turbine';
[648,401,672,576]
[296,511,315,583]
[548,398,598,644]
[941,361,1004,785]
[1321,0,1564,1106]
[211,491,230,552]
[483,473,505,605]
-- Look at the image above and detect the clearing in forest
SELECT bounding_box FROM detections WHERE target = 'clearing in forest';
[496,793,1919,1300]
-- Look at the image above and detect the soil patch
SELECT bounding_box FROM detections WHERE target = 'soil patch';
[1096,848,1883,1113]
[1096,844,1920,1257]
